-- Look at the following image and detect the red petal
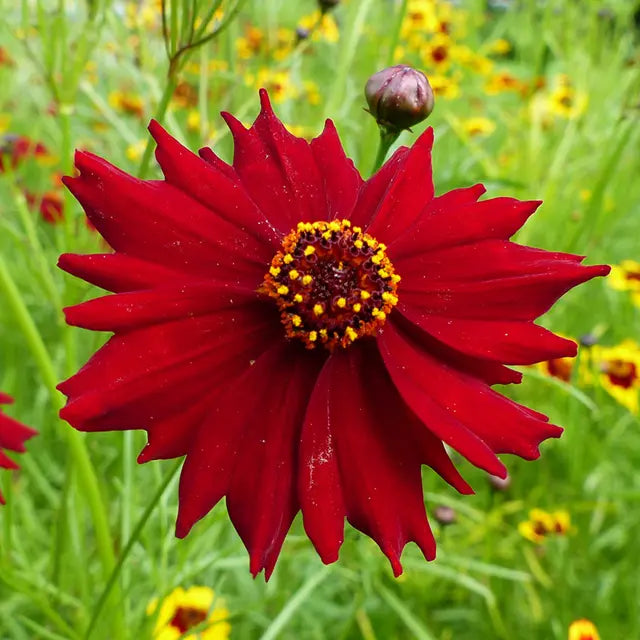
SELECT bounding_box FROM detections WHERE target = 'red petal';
[175,343,305,543]
[138,395,212,462]
[58,307,279,432]
[222,90,328,234]
[149,119,281,249]
[390,314,523,386]
[302,344,439,576]
[366,128,435,242]
[379,325,507,478]
[310,119,363,220]
[379,322,562,460]
[389,196,540,258]
[58,253,186,293]
[398,261,609,321]
[297,357,347,565]
[64,282,256,332]
[0,413,37,453]
[226,345,323,578]
[398,310,576,365]
[349,146,409,229]
[63,151,268,286]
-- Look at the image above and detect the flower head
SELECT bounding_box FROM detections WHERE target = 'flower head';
[147,586,230,640]
[608,259,640,307]
[518,508,571,543]
[591,341,640,413]
[365,65,435,132]
[568,619,600,640]
[59,90,608,578]
[0,393,37,505]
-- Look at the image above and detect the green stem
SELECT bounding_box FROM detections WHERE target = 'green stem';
[0,257,124,638]
[370,126,400,176]
[83,460,182,640]
[137,74,179,179]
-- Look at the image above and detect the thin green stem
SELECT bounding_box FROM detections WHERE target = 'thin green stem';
[137,75,178,179]
[370,127,400,176]
[83,460,182,640]
[0,257,124,639]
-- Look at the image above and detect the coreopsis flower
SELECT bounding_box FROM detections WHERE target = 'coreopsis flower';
[147,586,230,640]
[58,90,608,578]
[591,341,640,414]
[608,259,640,306]
[0,393,37,505]
[568,619,600,640]
[518,508,571,544]
[461,117,496,138]
[0,134,50,173]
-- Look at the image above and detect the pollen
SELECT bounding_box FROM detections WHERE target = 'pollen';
[260,219,400,350]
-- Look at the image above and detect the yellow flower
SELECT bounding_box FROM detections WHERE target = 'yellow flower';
[518,508,571,543]
[298,11,339,43]
[421,33,454,71]
[461,117,495,137]
[608,260,640,306]
[488,38,512,56]
[591,341,640,414]
[249,69,298,103]
[187,110,201,132]
[402,0,440,38]
[108,90,144,118]
[303,80,321,105]
[147,586,230,640]
[0,113,10,135]
[236,26,264,59]
[485,71,525,95]
[429,74,460,99]
[126,140,146,162]
[547,77,588,119]
[568,619,600,640]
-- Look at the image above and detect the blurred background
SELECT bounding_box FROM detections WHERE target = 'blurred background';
[0,0,639,638]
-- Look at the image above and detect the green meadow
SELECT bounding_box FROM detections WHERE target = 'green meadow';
[0,1,639,638]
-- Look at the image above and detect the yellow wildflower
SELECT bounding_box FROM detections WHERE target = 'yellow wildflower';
[126,140,146,162]
[608,260,640,306]
[590,341,640,414]
[147,586,230,640]
[461,117,496,137]
[568,619,600,640]
[518,508,572,544]
[298,11,339,43]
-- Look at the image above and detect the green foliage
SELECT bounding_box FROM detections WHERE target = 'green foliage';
[0,0,639,638]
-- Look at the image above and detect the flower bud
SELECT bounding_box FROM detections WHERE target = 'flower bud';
[488,472,511,492]
[365,65,434,132]
[433,505,457,526]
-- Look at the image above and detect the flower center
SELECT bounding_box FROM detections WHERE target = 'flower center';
[261,219,400,350]
[170,606,207,633]
[603,359,637,389]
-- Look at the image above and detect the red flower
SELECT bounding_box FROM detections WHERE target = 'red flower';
[58,90,608,578]
[25,190,65,224]
[0,134,49,173]
[0,393,37,505]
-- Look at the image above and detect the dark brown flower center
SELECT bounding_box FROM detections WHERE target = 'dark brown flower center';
[170,606,207,633]
[261,219,400,350]
[546,357,573,382]
[603,359,637,388]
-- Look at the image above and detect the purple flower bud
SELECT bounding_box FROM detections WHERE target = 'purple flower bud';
[488,472,511,492]
[433,505,457,525]
[365,65,435,132]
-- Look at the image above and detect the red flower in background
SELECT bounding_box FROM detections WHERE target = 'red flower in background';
[0,393,37,505]
[0,134,49,173]
[58,90,608,578]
